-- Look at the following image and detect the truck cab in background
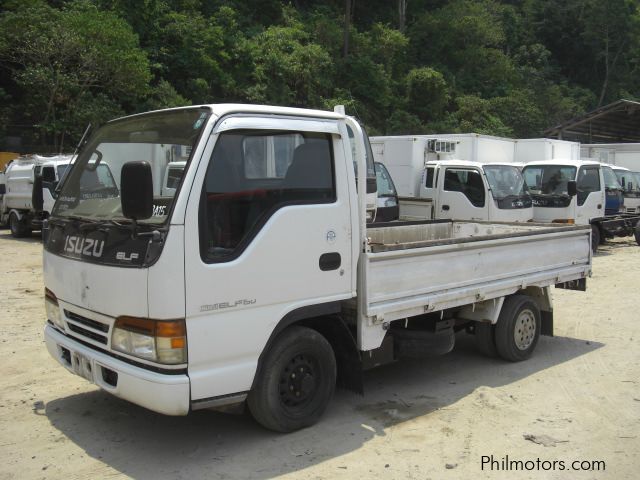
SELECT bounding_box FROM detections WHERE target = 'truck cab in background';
[611,166,640,214]
[521,160,640,251]
[402,160,532,222]
[600,165,625,215]
[1,155,75,237]
[373,162,399,222]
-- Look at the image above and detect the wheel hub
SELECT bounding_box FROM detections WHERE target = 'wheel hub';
[279,354,317,407]
[514,309,536,350]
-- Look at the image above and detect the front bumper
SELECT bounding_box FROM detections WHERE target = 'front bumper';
[45,324,190,415]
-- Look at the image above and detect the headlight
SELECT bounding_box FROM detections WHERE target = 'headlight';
[45,288,64,330]
[112,316,187,364]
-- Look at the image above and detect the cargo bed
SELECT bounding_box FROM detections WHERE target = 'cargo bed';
[356,220,592,349]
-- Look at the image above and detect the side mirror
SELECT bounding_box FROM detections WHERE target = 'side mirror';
[121,161,153,220]
[42,168,56,183]
[567,180,577,197]
[32,175,44,211]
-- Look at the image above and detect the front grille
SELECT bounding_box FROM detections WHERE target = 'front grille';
[64,309,110,345]
[65,310,109,332]
[67,324,108,344]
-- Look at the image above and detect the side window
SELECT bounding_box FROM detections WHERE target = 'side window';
[200,130,335,262]
[443,168,485,207]
[425,167,435,188]
[577,167,600,206]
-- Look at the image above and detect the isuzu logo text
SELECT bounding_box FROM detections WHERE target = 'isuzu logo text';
[64,236,105,258]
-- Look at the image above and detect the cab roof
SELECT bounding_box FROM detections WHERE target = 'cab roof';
[111,104,345,124]
[522,159,601,168]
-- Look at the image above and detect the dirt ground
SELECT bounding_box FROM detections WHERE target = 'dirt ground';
[0,230,638,480]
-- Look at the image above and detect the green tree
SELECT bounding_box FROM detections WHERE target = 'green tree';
[0,1,151,150]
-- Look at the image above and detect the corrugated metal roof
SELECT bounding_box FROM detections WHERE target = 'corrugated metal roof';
[544,99,640,143]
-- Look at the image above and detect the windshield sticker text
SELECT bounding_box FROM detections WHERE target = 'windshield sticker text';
[152,205,166,216]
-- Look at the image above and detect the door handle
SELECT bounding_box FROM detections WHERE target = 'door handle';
[442,205,450,211]
[319,252,341,271]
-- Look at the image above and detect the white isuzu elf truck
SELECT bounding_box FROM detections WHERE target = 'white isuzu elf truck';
[43,104,591,432]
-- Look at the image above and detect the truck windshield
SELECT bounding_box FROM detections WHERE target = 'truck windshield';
[483,165,528,199]
[522,165,576,196]
[52,108,209,224]
[375,162,397,197]
[602,166,622,190]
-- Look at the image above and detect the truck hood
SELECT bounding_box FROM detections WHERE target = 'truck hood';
[43,250,148,318]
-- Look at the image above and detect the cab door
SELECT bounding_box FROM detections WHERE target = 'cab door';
[437,166,489,221]
[183,115,353,402]
[576,166,605,224]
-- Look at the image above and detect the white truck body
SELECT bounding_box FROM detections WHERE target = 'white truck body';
[42,105,591,431]
[514,138,580,163]
[581,143,640,171]
[0,155,73,235]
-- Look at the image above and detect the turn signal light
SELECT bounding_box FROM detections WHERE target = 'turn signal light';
[112,317,187,364]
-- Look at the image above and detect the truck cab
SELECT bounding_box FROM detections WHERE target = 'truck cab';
[612,166,640,214]
[413,160,532,222]
[600,165,624,215]
[522,159,603,225]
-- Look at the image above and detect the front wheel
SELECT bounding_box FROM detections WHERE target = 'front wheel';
[248,326,336,432]
[634,223,640,246]
[9,212,31,238]
[494,295,541,362]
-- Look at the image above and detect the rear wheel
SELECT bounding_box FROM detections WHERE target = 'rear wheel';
[494,295,541,362]
[248,326,336,432]
[9,212,30,238]
[634,224,640,246]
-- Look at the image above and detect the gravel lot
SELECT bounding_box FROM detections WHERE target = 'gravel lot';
[0,230,638,480]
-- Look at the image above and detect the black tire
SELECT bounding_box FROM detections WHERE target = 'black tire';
[248,326,336,432]
[494,295,541,362]
[474,322,497,357]
[591,225,600,253]
[634,224,640,247]
[9,212,30,238]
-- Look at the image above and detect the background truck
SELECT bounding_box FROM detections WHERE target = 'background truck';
[611,166,640,214]
[43,104,590,433]
[0,155,73,237]
[521,159,640,251]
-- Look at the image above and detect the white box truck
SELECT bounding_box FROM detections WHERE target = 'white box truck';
[369,136,532,222]
[43,105,591,432]
[515,138,580,163]
[0,155,74,237]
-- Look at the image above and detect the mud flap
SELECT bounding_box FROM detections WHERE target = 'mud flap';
[541,310,553,337]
